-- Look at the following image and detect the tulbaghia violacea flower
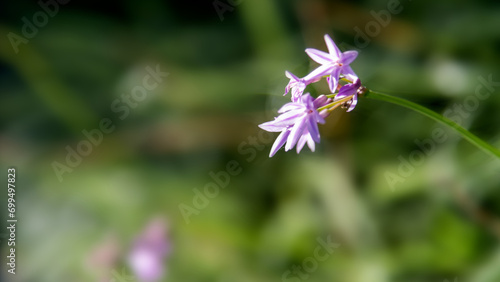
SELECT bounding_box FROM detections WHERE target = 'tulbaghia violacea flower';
[259,94,326,157]
[305,34,358,92]
[260,35,500,160]
[260,34,363,157]
[128,218,170,282]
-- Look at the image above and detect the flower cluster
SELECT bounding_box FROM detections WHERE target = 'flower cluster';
[259,34,367,157]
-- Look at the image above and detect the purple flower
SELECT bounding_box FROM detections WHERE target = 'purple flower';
[128,218,170,282]
[334,77,365,112]
[284,71,306,102]
[258,34,366,157]
[304,34,358,92]
[259,94,325,157]
[284,71,321,102]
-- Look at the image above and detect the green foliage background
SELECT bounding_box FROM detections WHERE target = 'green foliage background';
[1,0,500,281]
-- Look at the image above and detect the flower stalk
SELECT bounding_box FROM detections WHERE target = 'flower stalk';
[259,33,499,159]
[364,90,500,159]
[317,95,354,112]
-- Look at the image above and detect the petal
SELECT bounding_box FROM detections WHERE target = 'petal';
[340,66,358,82]
[300,93,315,107]
[269,129,290,157]
[285,71,299,81]
[306,117,320,143]
[335,83,356,100]
[314,111,325,124]
[341,50,358,65]
[304,64,334,82]
[346,94,358,112]
[258,121,286,132]
[319,109,330,119]
[284,80,293,95]
[285,116,307,151]
[324,34,341,60]
[272,111,306,127]
[296,134,307,154]
[284,85,290,96]
[306,135,316,152]
[291,85,305,102]
[328,68,341,92]
[313,95,328,108]
[353,77,362,88]
[305,48,332,65]
[291,95,301,103]
[306,75,322,84]
[278,103,303,113]
[259,109,306,130]
[276,106,304,117]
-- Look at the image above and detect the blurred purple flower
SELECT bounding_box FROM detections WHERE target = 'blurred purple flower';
[259,94,325,157]
[305,34,358,92]
[128,218,170,282]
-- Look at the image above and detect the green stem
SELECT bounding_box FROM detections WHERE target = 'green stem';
[364,90,500,159]
[317,95,353,112]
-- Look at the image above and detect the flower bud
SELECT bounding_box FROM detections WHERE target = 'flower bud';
[313,95,329,108]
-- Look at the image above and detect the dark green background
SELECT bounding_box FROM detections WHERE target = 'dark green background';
[1,0,499,281]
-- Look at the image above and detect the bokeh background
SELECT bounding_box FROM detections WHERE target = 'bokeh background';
[1,0,500,281]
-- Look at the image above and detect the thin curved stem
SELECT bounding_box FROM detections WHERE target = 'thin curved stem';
[364,90,500,159]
